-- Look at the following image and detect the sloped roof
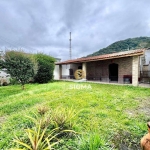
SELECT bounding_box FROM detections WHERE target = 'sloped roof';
[56,49,145,65]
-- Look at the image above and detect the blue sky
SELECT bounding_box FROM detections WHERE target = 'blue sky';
[0,0,150,60]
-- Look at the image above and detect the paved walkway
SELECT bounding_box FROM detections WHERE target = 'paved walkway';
[60,79,150,88]
[139,83,150,88]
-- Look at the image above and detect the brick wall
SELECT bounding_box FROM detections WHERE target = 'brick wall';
[86,56,133,83]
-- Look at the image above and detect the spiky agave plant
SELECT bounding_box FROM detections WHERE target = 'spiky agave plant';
[52,107,77,130]
[11,119,60,150]
[11,112,78,150]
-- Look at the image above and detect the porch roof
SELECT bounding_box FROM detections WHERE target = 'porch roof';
[56,49,145,65]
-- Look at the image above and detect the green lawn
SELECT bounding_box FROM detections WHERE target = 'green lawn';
[0,81,150,149]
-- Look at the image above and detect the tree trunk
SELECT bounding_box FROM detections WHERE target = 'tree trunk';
[22,84,25,90]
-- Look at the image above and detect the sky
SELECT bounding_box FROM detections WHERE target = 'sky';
[0,0,150,61]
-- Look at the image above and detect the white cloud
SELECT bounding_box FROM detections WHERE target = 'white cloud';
[0,0,150,60]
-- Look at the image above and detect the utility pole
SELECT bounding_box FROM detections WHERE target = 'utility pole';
[69,32,72,59]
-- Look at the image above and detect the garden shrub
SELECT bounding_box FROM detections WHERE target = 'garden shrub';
[34,53,55,83]
[3,50,37,89]
[9,77,19,85]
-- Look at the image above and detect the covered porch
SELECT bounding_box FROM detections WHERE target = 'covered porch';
[56,49,145,86]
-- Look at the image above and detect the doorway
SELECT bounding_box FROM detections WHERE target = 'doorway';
[109,63,118,81]
[69,69,74,79]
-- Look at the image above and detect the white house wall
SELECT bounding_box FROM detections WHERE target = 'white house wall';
[53,65,60,80]
[140,49,150,72]
[53,63,82,80]
[53,58,61,80]
[62,64,70,75]
[145,49,150,65]
[53,65,70,80]
[60,64,81,76]
[53,64,71,80]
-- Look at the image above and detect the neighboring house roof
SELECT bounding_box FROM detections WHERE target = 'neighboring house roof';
[56,49,145,65]
[54,58,61,62]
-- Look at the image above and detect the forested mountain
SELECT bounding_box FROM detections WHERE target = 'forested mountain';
[87,37,150,57]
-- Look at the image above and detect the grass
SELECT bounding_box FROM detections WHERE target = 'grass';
[0,81,150,149]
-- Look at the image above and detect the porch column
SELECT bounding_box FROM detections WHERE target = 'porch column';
[132,56,139,86]
[59,65,62,79]
[82,62,87,79]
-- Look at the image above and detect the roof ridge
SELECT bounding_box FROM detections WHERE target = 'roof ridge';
[56,48,146,65]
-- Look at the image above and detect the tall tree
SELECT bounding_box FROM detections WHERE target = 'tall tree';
[4,50,36,89]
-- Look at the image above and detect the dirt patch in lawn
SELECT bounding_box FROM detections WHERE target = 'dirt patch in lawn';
[120,97,150,150]
[0,116,6,124]
[125,97,150,119]
[111,130,141,150]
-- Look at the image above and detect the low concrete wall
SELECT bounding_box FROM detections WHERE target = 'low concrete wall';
[0,70,10,85]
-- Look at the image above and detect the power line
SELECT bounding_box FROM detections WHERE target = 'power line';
[0,35,41,53]
[0,35,17,48]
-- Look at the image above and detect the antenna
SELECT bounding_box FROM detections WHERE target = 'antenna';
[69,32,72,59]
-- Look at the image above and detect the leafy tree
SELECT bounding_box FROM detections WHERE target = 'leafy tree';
[3,50,36,89]
[0,59,4,69]
[0,52,4,69]
[34,53,55,83]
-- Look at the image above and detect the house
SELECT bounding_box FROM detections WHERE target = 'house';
[0,51,10,85]
[55,48,150,86]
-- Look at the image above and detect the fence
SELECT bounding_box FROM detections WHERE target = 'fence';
[140,71,150,84]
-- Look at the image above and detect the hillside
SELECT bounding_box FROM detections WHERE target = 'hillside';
[87,37,150,57]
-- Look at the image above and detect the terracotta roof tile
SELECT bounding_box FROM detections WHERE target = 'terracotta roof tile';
[56,49,145,65]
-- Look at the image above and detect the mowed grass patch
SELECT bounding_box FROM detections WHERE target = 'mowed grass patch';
[0,81,150,149]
